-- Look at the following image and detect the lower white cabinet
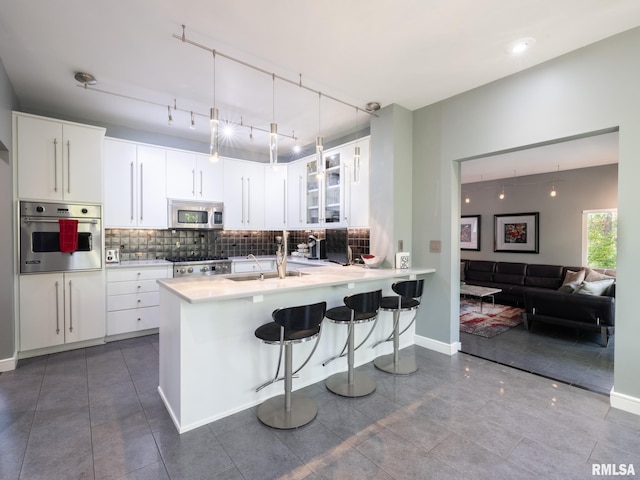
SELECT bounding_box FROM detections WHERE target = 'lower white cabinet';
[106,265,171,336]
[19,271,106,352]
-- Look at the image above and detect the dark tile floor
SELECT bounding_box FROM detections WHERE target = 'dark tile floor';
[460,305,615,395]
[1,334,638,480]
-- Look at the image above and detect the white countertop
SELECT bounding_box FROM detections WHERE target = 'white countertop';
[157,264,436,303]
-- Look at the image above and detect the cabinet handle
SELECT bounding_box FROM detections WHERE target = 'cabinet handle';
[130,162,134,221]
[247,177,251,224]
[68,280,73,333]
[192,169,196,196]
[53,139,59,193]
[298,175,303,223]
[241,177,245,224]
[67,140,71,194]
[139,163,144,222]
[283,178,287,224]
[343,164,349,222]
[55,281,60,334]
[199,170,203,197]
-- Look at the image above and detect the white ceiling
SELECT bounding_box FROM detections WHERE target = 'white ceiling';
[0,1,639,165]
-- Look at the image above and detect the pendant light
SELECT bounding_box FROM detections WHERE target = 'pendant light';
[316,92,324,178]
[550,165,559,197]
[353,106,361,184]
[209,50,220,163]
[167,105,173,125]
[269,74,278,169]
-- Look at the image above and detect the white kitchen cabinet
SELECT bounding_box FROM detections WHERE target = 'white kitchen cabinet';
[287,158,308,230]
[166,150,224,201]
[223,158,265,230]
[302,148,343,227]
[104,138,167,228]
[341,136,370,227]
[19,271,105,352]
[14,112,105,203]
[264,164,288,230]
[106,265,171,336]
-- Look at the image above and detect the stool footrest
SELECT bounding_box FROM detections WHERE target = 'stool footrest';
[325,371,376,397]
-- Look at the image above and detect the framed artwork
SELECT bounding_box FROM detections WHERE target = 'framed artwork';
[460,215,481,251]
[494,212,539,253]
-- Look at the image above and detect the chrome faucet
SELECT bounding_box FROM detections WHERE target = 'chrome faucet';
[247,254,264,281]
[275,231,288,279]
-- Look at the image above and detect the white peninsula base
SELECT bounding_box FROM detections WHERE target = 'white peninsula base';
[157,265,435,433]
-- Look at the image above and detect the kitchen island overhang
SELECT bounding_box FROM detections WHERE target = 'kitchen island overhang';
[157,264,435,433]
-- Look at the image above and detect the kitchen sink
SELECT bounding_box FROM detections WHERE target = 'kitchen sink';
[225,271,309,282]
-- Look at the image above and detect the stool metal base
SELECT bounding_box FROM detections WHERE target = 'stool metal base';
[374,353,418,375]
[325,371,376,397]
[257,394,318,429]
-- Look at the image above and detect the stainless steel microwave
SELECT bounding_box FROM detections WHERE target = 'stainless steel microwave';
[168,199,223,230]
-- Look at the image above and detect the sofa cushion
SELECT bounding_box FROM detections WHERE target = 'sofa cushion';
[575,278,615,296]
[493,273,525,285]
[585,269,616,282]
[558,269,585,293]
[524,264,564,289]
[495,262,527,275]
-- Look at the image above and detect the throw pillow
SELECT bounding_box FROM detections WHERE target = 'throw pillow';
[558,269,585,293]
[574,278,615,296]
[585,269,616,282]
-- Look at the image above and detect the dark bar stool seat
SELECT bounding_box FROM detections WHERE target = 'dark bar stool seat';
[373,279,424,375]
[254,301,327,429]
[323,290,382,397]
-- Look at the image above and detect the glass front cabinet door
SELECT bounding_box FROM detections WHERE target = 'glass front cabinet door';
[305,150,343,226]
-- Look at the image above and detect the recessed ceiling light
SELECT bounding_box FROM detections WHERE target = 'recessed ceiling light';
[507,37,536,56]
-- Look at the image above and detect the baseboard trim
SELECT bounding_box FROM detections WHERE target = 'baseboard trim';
[0,354,17,372]
[414,334,461,356]
[610,387,640,417]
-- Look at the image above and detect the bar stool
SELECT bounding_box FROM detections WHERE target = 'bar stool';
[323,290,382,397]
[254,301,327,429]
[373,279,424,375]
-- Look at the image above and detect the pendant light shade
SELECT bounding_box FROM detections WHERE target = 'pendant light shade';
[269,122,278,168]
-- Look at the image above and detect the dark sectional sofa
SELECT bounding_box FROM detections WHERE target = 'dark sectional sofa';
[461,260,616,346]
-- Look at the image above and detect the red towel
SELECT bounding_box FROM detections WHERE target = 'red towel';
[59,219,79,253]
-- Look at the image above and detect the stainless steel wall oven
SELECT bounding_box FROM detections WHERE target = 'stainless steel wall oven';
[20,201,103,273]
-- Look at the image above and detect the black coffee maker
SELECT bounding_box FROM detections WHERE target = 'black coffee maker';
[307,235,326,260]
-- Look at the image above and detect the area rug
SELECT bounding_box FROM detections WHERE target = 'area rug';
[460,298,524,338]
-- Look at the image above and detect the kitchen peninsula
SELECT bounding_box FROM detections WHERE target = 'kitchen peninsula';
[157,262,435,433]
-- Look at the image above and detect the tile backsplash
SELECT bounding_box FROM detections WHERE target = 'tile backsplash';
[106,228,370,261]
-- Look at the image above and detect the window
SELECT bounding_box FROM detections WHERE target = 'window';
[582,209,617,268]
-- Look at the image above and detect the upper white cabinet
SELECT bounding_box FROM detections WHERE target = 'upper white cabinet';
[14,112,105,203]
[166,150,224,201]
[223,158,265,230]
[104,138,167,229]
[286,159,308,230]
[341,137,370,227]
[264,165,288,230]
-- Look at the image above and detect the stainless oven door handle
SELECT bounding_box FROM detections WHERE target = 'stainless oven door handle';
[22,218,99,224]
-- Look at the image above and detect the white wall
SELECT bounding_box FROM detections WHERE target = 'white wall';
[461,164,618,266]
[411,27,640,405]
[0,57,18,365]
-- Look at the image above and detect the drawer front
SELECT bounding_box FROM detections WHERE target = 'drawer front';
[107,306,160,336]
[107,279,159,296]
[107,266,171,282]
[107,292,159,311]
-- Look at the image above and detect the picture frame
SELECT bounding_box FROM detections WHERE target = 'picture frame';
[460,215,481,251]
[494,212,539,253]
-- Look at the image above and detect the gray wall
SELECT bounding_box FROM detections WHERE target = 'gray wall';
[0,57,18,364]
[411,26,640,402]
[460,164,618,265]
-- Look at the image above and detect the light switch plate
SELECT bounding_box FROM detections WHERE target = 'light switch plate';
[429,240,442,253]
[395,252,410,269]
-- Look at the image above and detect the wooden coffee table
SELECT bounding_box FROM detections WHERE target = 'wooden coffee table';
[460,284,502,313]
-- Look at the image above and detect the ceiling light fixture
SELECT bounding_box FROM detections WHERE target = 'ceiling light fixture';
[74,72,97,87]
[167,105,173,125]
[465,193,470,204]
[550,164,560,197]
[507,37,536,56]
[292,130,301,154]
[316,92,324,179]
[365,101,381,112]
[190,111,196,130]
[353,106,361,184]
[499,186,505,200]
[269,73,278,169]
[209,50,220,162]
